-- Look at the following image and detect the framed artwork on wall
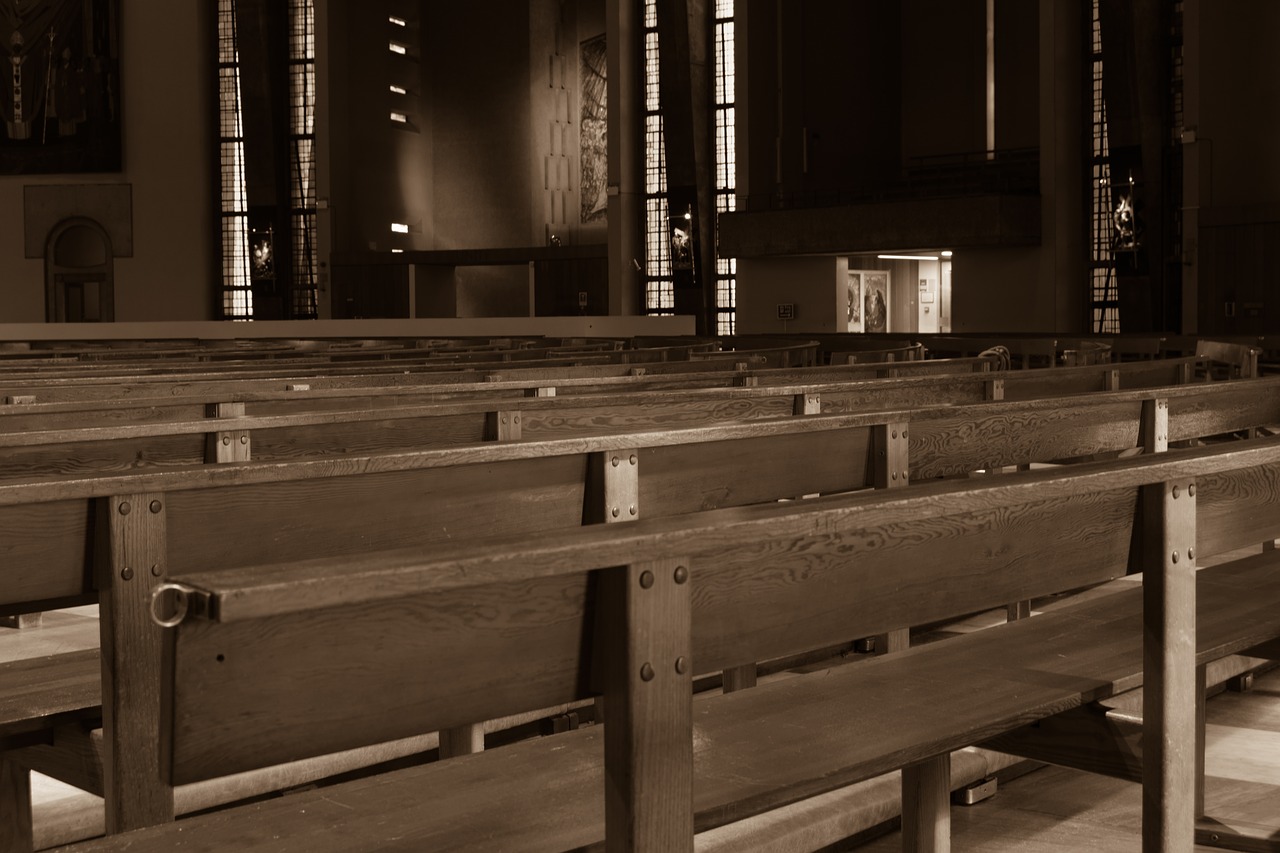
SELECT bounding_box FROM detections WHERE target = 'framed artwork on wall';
[579,33,607,224]
[846,271,862,332]
[0,0,121,174]
[863,271,889,333]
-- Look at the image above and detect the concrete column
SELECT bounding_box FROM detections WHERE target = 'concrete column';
[608,0,644,315]
[1038,0,1085,333]
[1180,0,1200,333]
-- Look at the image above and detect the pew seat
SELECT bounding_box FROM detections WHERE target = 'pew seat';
[53,547,1280,852]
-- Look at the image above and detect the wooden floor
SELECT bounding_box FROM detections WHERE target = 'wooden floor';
[6,605,1279,851]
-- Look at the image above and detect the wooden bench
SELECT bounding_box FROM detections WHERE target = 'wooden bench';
[0,355,1243,488]
[3,368,1278,849]
[52,438,1280,851]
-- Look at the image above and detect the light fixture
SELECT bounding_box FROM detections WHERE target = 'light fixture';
[390,111,407,123]
[389,16,407,26]
[389,84,407,95]
[877,254,938,261]
[391,248,405,253]
[389,41,406,55]
[391,223,409,234]
[940,250,953,258]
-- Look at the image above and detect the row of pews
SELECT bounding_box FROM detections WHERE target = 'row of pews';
[0,334,1276,852]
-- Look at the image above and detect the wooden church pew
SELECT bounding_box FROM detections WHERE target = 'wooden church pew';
[0,355,1236,483]
[52,439,1280,852]
[2,368,1278,849]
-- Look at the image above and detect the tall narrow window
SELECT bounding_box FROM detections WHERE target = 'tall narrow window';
[289,0,318,319]
[217,0,252,319]
[217,0,317,320]
[1088,0,1117,333]
[712,0,736,335]
[642,0,674,315]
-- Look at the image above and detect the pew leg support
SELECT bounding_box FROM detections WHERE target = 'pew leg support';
[902,754,950,853]
[439,724,484,759]
[875,628,910,656]
[722,663,757,693]
[0,758,33,853]
[0,614,40,630]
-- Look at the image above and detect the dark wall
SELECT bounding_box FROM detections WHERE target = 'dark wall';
[900,0,985,161]
[428,1,534,250]
[1194,0,1280,334]
[995,0,1039,151]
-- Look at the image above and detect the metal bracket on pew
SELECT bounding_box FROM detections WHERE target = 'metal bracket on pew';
[3,395,35,405]
[524,386,557,398]
[597,558,694,852]
[206,402,251,463]
[1106,369,1121,392]
[984,378,1005,402]
[95,492,176,834]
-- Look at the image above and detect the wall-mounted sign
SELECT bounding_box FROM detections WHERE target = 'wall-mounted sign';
[777,303,795,321]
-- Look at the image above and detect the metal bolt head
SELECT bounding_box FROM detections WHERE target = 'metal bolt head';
[118,501,131,515]
[629,505,637,516]
[640,662,655,682]
[903,430,908,438]
[240,435,249,445]
[150,564,162,577]
[674,566,688,584]
[891,471,898,480]
[222,435,231,446]
[1188,484,1196,497]
[1173,485,1181,499]
[1172,551,1179,563]
[611,506,620,518]
[611,456,620,467]
[120,567,134,581]
[149,500,163,514]
[629,454,637,466]
[1187,547,1195,561]
[892,430,898,439]
[639,570,654,589]
[514,415,520,424]
[675,656,688,675]
[501,416,508,425]
[901,470,908,481]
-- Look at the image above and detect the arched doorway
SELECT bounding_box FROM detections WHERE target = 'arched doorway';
[45,217,115,322]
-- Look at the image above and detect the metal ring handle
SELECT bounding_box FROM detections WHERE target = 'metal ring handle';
[150,583,193,628]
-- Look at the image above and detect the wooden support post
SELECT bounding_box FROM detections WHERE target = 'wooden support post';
[95,493,175,834]
[439,726,484,758]
[1179,361,1194,384]
[1195,664,1207,819]
[0,613,40,630]
[872,422,910,654]
[205,402,251,463]
[1106,368,1121,391]
[1141,478,1197,853]
[443,409,532,755]
[1141,399,1169,454]
[1006,600,1032,622]
[793,392,820,416]
[721,663,757,693]
[0,759,33,853]
[984,378,1005,401]
[599,559,694,853]
[587,450,642,721]
[487,410,523,442]
[902,754,951,853]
